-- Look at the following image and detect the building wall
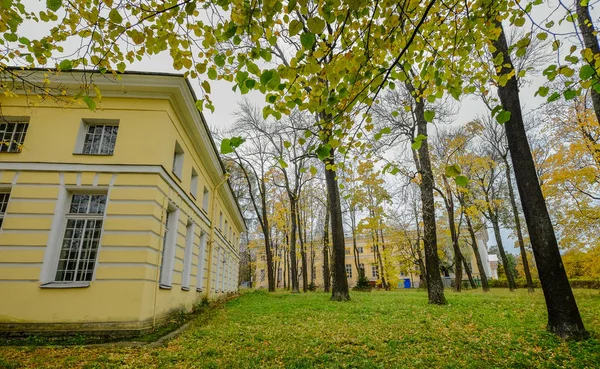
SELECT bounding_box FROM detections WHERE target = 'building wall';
[0,90,243,333]
[254,230,494,289]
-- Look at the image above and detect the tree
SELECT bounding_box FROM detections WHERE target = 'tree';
[484,10,588,338]
[474,116,535,292]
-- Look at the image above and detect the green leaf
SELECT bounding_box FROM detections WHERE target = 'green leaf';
[310,166,317,176]
[260,69,274,85]
[496,110,511,124]
[230,136,245,148]
[214,54,226,67]
[547,91,561,103]
[220,138,233,154]
[83,95,96,111]
[579,65,596,80]
[455,175,469,187]
[283,141,292,149]
[245,79,256,89]
[300,32,316,49]
[46,0,62,11]
[307,17,325,34]
[564,89,577,100]
[289,20,303,37]
[424,110,435,123]
[536,32,548,41]
[445,164,461,178]
[109,8,122,24]
[513,17,525,27]
[4,33,17,42]
[411,134,427,150]
[58,59,73,71]
[207,67,217,80]
[535,86,549,97]
[315,144,331,160]
[18,37,30,45]
[185,1,196,15]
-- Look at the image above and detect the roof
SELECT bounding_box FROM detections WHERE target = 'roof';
[2,67,246,232]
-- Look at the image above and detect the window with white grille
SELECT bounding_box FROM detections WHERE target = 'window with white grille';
[357,247,364,254]
[0,122,28,153]
[0,192,11,228]
[54,194,106,283]
[345,264,352,278]
[372,265,379,278]
[82,124,118,155]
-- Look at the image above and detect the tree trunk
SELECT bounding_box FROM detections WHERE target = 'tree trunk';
[323,201,331,293]
[464,211,489,291]
[461,253,476,289]
[310,237,315,285]
[297,206,308,292]
[504,161,534,292]
[352,227,363,279]
[283,246,287,290]
[447,204,463,292]
[488,207,516,291]
[491,21,588,338]
[413,90,447,305]
[576,1,600,123]
[260,182,275,292]
[324,154,350,301]
[379,227,390,290]
[289,197,300,293]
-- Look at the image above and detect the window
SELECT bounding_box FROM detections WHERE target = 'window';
[202,187,209,212]
[219,211,223,230]
[345,249,350,255]
[159,205,179,288]
[372,265,379,278]
[357,247,364,254]
[0,191,10,228]
[196,232,207,291]
[260,269,265,282]
[172,141,184,179]
[190,168,199,198]
[54,194,106,283]
[359,263,365,275]
[181,221,195,290]
[81,124,118,155]
[345,264,353,278]
[0,121,28,153]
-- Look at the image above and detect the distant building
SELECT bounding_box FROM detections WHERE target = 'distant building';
[0,70,245,334]
[254,226,498,289]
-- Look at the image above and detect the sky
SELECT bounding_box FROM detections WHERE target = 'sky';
[18,0,599,255]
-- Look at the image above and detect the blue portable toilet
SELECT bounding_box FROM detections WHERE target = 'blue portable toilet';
[403,278,411,288]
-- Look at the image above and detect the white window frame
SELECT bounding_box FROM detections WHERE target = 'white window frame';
[372,265,379,278]
[172,141,184,179]
[0,118,29,153]
[74,119,119,155]
[181,220,195,291]
[0,190,11,229]
[159,204,179,289]
[41,189,108,288]
[357,247,364,254]
[190,168,199,198]
[345,264,352,278]
[196,231,207,291]
[202,187,209,212]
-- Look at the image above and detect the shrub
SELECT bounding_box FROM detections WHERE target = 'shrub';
[487,278,600,289]
[352,274,372,292]
[307,283,317,292]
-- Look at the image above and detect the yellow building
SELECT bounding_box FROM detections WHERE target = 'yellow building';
[0,70,245,334]
[254,228,495,289]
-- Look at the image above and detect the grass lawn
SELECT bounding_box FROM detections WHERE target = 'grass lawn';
[1,289,599,368]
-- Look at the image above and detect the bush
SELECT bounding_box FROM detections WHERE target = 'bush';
[307,283,317,292]
[352,274,372,292]
[487,278,600,289]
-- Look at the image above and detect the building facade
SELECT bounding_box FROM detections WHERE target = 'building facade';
[254,228,497,289]
[0,71,245,334]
